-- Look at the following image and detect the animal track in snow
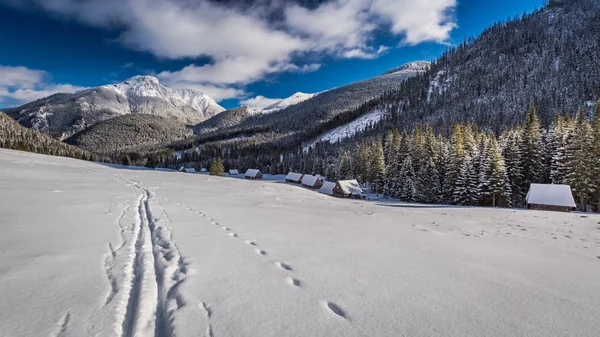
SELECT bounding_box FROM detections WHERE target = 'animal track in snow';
[255,249,267,256]
[228,233,238,238]
[323,301,348,319]
[222,227,230,231]
[200,302,214,337]
[245,240,257,246]
[275,261,292,271]
[287,277,301,287]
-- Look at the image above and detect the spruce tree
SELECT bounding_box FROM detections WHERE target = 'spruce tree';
[371,140,386,194]
[593,101,600,211]
[487,136,511,207]
[564,109,595,210]
[398,156,416,202]
[209,157,225,176]
[338,151,352,180]
[518,102,544,193]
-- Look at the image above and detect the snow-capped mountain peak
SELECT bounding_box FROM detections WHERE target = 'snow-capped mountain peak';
[262,92,316,113]
[381,61,431,76]
[6,75,225,139]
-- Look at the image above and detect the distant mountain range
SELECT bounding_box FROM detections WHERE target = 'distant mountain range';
[261,92,316,114]
[4,76,224,140]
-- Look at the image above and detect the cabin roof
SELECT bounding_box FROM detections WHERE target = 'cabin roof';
[526,184,576,208]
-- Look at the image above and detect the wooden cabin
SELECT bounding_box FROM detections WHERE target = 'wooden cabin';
[318,181,335,196]
[229,169,240,175]
[244,169,263,180]
[333,180,363,199]
[285,172,304,184]
[525,184,576,212]
[301,175,324,189]
[184,168,196,174]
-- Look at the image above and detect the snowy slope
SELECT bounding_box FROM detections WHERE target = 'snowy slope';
[305,109,386,149]
[2,149,600,337]
[5,76,224,139]
[262,92,315,114]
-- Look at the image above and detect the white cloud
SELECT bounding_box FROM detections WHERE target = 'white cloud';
[2,0,457,101]
[240,95,283,111]
[0,65,86,104]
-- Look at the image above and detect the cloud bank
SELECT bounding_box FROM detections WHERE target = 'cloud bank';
[0,65,86,104]
[1,0,457,101]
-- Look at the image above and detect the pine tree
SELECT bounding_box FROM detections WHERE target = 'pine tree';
[398,156,416,202]
[487,136,511,207]
[564,109,595,210]
[371,140,386,194]
[593,101,600,211]
[503,130,524,206]
[338,151,352,180]
[415,128,441,203]
[518,102,544,193]
[383,130,400,197]
[209,157,225,176]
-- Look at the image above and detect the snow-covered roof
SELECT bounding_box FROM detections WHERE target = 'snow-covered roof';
[526,184,576,208]
[184,168,196,173]
[245,169,261,177]
[200,168,208,172]
[229,169,239,175]
[318,181,335,195]
[285,172,303,181]
[337,180,363,195]
[301,174,320,186]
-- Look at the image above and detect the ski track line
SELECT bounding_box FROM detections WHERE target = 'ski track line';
[110,177,194,337]
[200,302,214,337]
[169,199,350,323]
[50,311,71,337]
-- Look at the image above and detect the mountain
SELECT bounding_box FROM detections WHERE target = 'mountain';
[65,114,192,154]
[194,106,257,134]
[0,111,98,161]
[190,61,429,146]
[364,0,600,132]
[4,76,224,140]
[262,92,316,113]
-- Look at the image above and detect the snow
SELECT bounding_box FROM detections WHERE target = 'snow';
[229,169,239,175]
[244,169,261,178]
[104,76,225,118]
[285,172,303,182]
[262,92,315,113]
[2,149,600,337]
[526,184,576,208]
[184,168,196,173]
[318,181,335,196]
[301,174,320,187]
[305,109,386,149]
[336,180,363,196]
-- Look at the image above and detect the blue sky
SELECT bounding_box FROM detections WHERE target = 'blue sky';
[0,0,543,110]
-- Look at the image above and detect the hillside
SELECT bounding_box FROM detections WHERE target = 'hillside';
[0,111,98,161]
[4,76,224,140]
[369,0,600,131]
[65,114,192,154]
[190,61,429,146]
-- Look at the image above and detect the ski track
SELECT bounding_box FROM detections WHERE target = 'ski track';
[170,199,350,323]
[50,311,71,337]
[109,177,190,337]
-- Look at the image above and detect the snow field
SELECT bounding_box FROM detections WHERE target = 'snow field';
[1,149,600,336]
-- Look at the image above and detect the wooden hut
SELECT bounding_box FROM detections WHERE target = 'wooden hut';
[229,169,240,175]
[200,168,208,173]
[285,172,304,184]
[318,181,335,196]
[184,168,196,174]
[301,175,324,189]
[525,184,576,212]
[244,169,263,180]
[333,180,363,199]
